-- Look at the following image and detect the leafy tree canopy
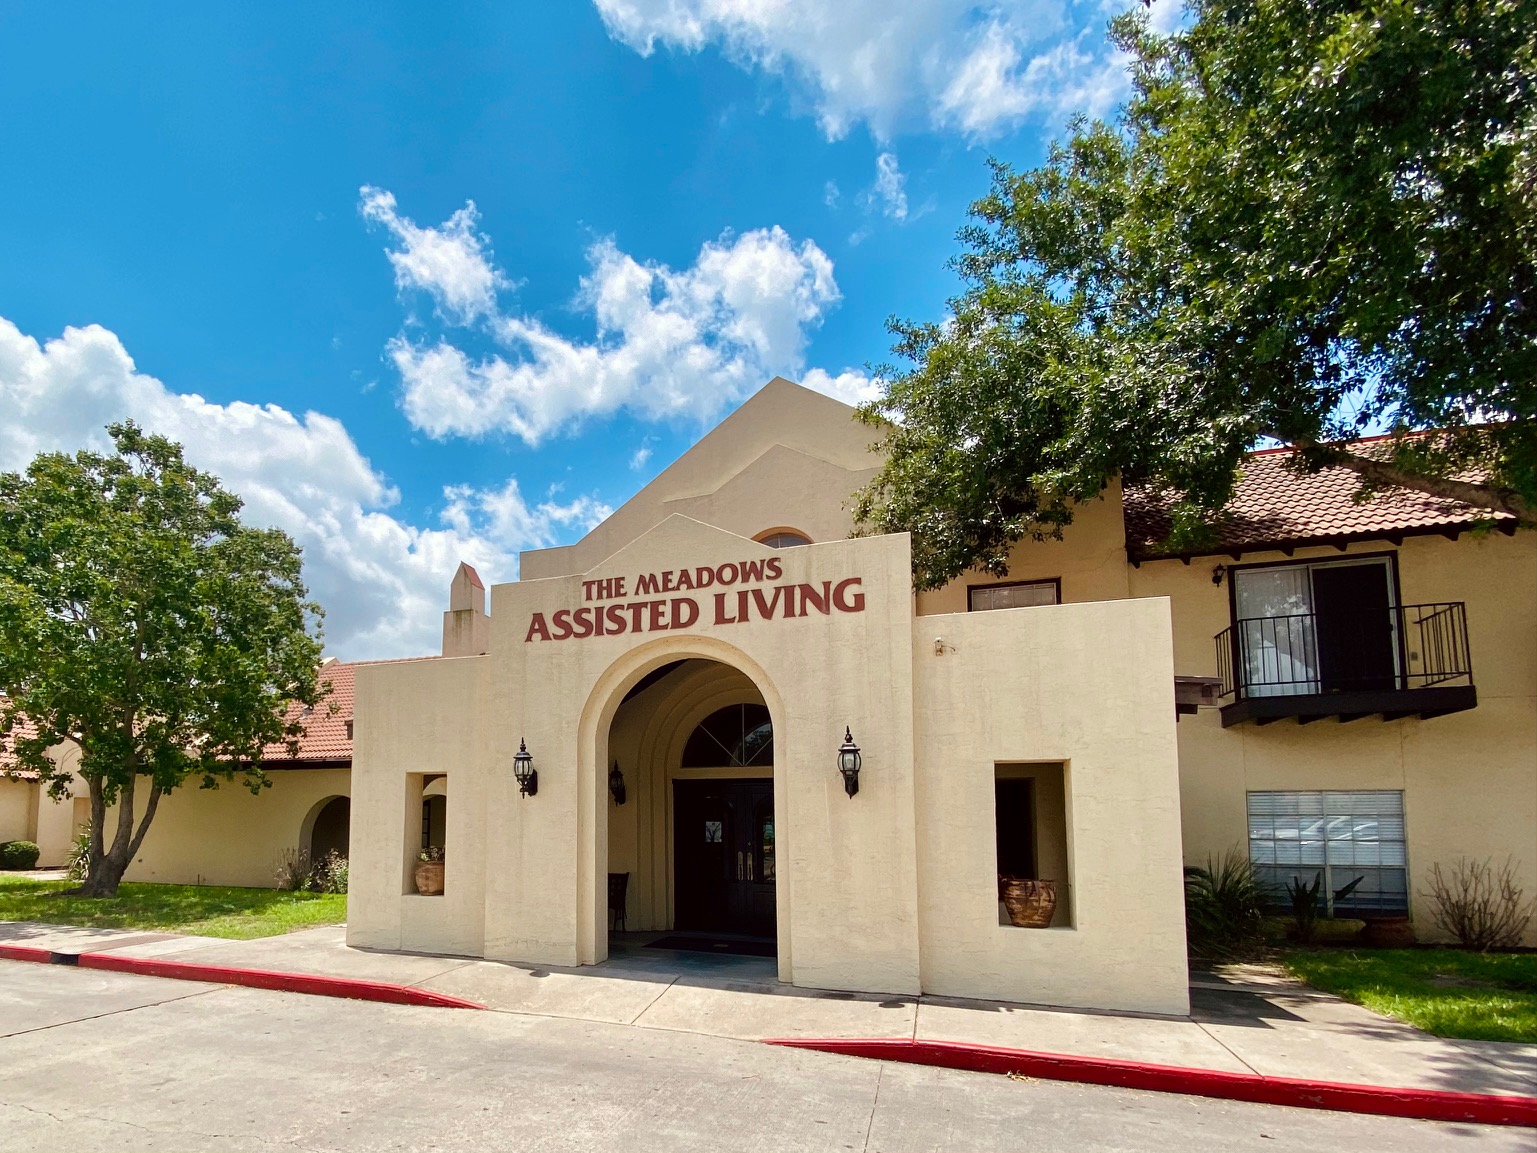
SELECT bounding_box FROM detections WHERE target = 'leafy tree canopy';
[855,0,1536,588]
[0,423,324,895]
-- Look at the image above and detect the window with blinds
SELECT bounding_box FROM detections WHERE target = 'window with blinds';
[1247,790,1407,914]
[968,580,1060,612]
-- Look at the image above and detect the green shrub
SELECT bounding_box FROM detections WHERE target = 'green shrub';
[311,851,348,894]
[67,827,91,881]
[1185,850,1267,959]
[1286,873,1323,943]
[0,840,41,870]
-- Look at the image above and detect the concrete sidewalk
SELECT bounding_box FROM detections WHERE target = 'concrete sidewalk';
[4,919,1535,1101]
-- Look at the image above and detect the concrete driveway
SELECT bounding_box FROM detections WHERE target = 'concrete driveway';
[1,961,1528,1152]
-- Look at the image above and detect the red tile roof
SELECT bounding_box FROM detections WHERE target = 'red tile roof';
[262,656,440,764]
[1,656,439,775]
[0,713,40,779]
[1124,443,1518,561]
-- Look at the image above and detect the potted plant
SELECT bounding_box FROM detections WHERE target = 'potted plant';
[415,846,445,896]
[998,875,1057,927]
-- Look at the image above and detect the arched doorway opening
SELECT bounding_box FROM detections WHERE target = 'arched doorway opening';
[598,654,780,961]
[305,795,351,861]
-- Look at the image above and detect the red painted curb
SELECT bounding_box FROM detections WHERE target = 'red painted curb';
[765,1038,1537,1128]
[0,946,483,1010]
[0,944,52,963]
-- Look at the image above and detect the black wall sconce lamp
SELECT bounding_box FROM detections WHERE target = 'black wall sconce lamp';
[837,726,862,798]
[1211,563,1227,586]
[609,760,627,806]
[512,738,538,797]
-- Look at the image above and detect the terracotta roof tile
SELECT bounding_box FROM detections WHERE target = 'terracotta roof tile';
[1124,444,1516,561]
[262,656,440,764]
[1,656,439,775]
[0,713,40,779]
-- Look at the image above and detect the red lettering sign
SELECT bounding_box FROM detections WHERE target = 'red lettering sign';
[525,568,865,643]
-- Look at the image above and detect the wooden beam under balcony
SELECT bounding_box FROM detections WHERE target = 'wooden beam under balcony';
[1219,685,1478,728]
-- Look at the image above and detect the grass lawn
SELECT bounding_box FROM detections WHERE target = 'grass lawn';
[0,875,346,939]
[1282,947,1537,1043]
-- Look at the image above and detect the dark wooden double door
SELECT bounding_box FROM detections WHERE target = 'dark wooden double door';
[673,779,776,938]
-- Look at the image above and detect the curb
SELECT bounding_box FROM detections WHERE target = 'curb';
[764,1037,1537,1128]
[0,943,484,1010]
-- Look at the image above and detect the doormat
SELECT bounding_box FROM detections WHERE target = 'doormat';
[644,935,776,958]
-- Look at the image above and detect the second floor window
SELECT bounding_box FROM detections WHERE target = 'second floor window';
[969,580,1060,612]
[1231,557,1398,697]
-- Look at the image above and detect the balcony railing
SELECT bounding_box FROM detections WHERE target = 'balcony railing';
[1214,602,1475,725]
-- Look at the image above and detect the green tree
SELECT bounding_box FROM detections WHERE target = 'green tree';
[855,0,1536,588]
[0,423,324,896]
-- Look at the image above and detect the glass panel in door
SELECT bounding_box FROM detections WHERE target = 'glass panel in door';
[1233,566,1319,696]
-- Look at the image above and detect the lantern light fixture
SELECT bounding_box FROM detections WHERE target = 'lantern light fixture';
[837,726,862,798]
[512,738,538,797]
[609,760,627,806]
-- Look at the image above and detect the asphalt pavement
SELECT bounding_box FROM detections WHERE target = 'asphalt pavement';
[0,961,1527,1152]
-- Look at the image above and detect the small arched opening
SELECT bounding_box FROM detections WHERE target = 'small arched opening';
[306,795,351,861]
[753,527,812,549]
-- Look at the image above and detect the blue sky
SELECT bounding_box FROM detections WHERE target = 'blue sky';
[0,2,1168,657]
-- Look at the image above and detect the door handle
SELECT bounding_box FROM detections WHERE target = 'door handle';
[747,855,753,882]
[737,850,743,880]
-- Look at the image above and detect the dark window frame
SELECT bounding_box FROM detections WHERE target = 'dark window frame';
[967,577,1062,613]
[1224,550,1406,694]
[1223,549,1403,624]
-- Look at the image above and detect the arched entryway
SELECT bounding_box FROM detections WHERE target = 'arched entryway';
[305,795,351,861]
[581,640,789,977]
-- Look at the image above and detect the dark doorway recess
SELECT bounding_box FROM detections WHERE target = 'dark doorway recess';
[1312,564,1397,691]
[673,778,775,938]
[994,778,1036,878]
[309,797,350,860]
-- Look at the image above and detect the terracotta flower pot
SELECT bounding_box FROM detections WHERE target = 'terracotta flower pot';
[415,859,445,896]
[999,876,1057,928]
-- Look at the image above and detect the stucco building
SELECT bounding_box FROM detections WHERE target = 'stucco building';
[5,377,1532,1016]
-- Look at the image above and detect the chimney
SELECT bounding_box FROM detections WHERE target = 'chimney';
[442,561,491,657]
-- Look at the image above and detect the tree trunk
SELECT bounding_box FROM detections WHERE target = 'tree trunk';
[72,774,163,898]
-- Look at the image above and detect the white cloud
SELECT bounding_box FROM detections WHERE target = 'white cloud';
[592,0,1156,140]
[823,180,841,208]
[0,317,605,660]
[868,153,908,221]
[359,185,507,326]
[630,443,653,470]
[377,209,873,442]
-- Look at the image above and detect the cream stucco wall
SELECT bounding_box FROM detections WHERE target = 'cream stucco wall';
[916,483,1132,616]
[913,597,1189,1014]
[112,768,352,888]
[1129,530,1537,944]
[520,379,879,581]
[349,655,488,957]
[0,777,33,844]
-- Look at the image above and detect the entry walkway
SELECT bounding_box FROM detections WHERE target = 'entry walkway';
[3,920,1535,1101]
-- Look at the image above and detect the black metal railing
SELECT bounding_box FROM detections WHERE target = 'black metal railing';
[1215,602,1471,700]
